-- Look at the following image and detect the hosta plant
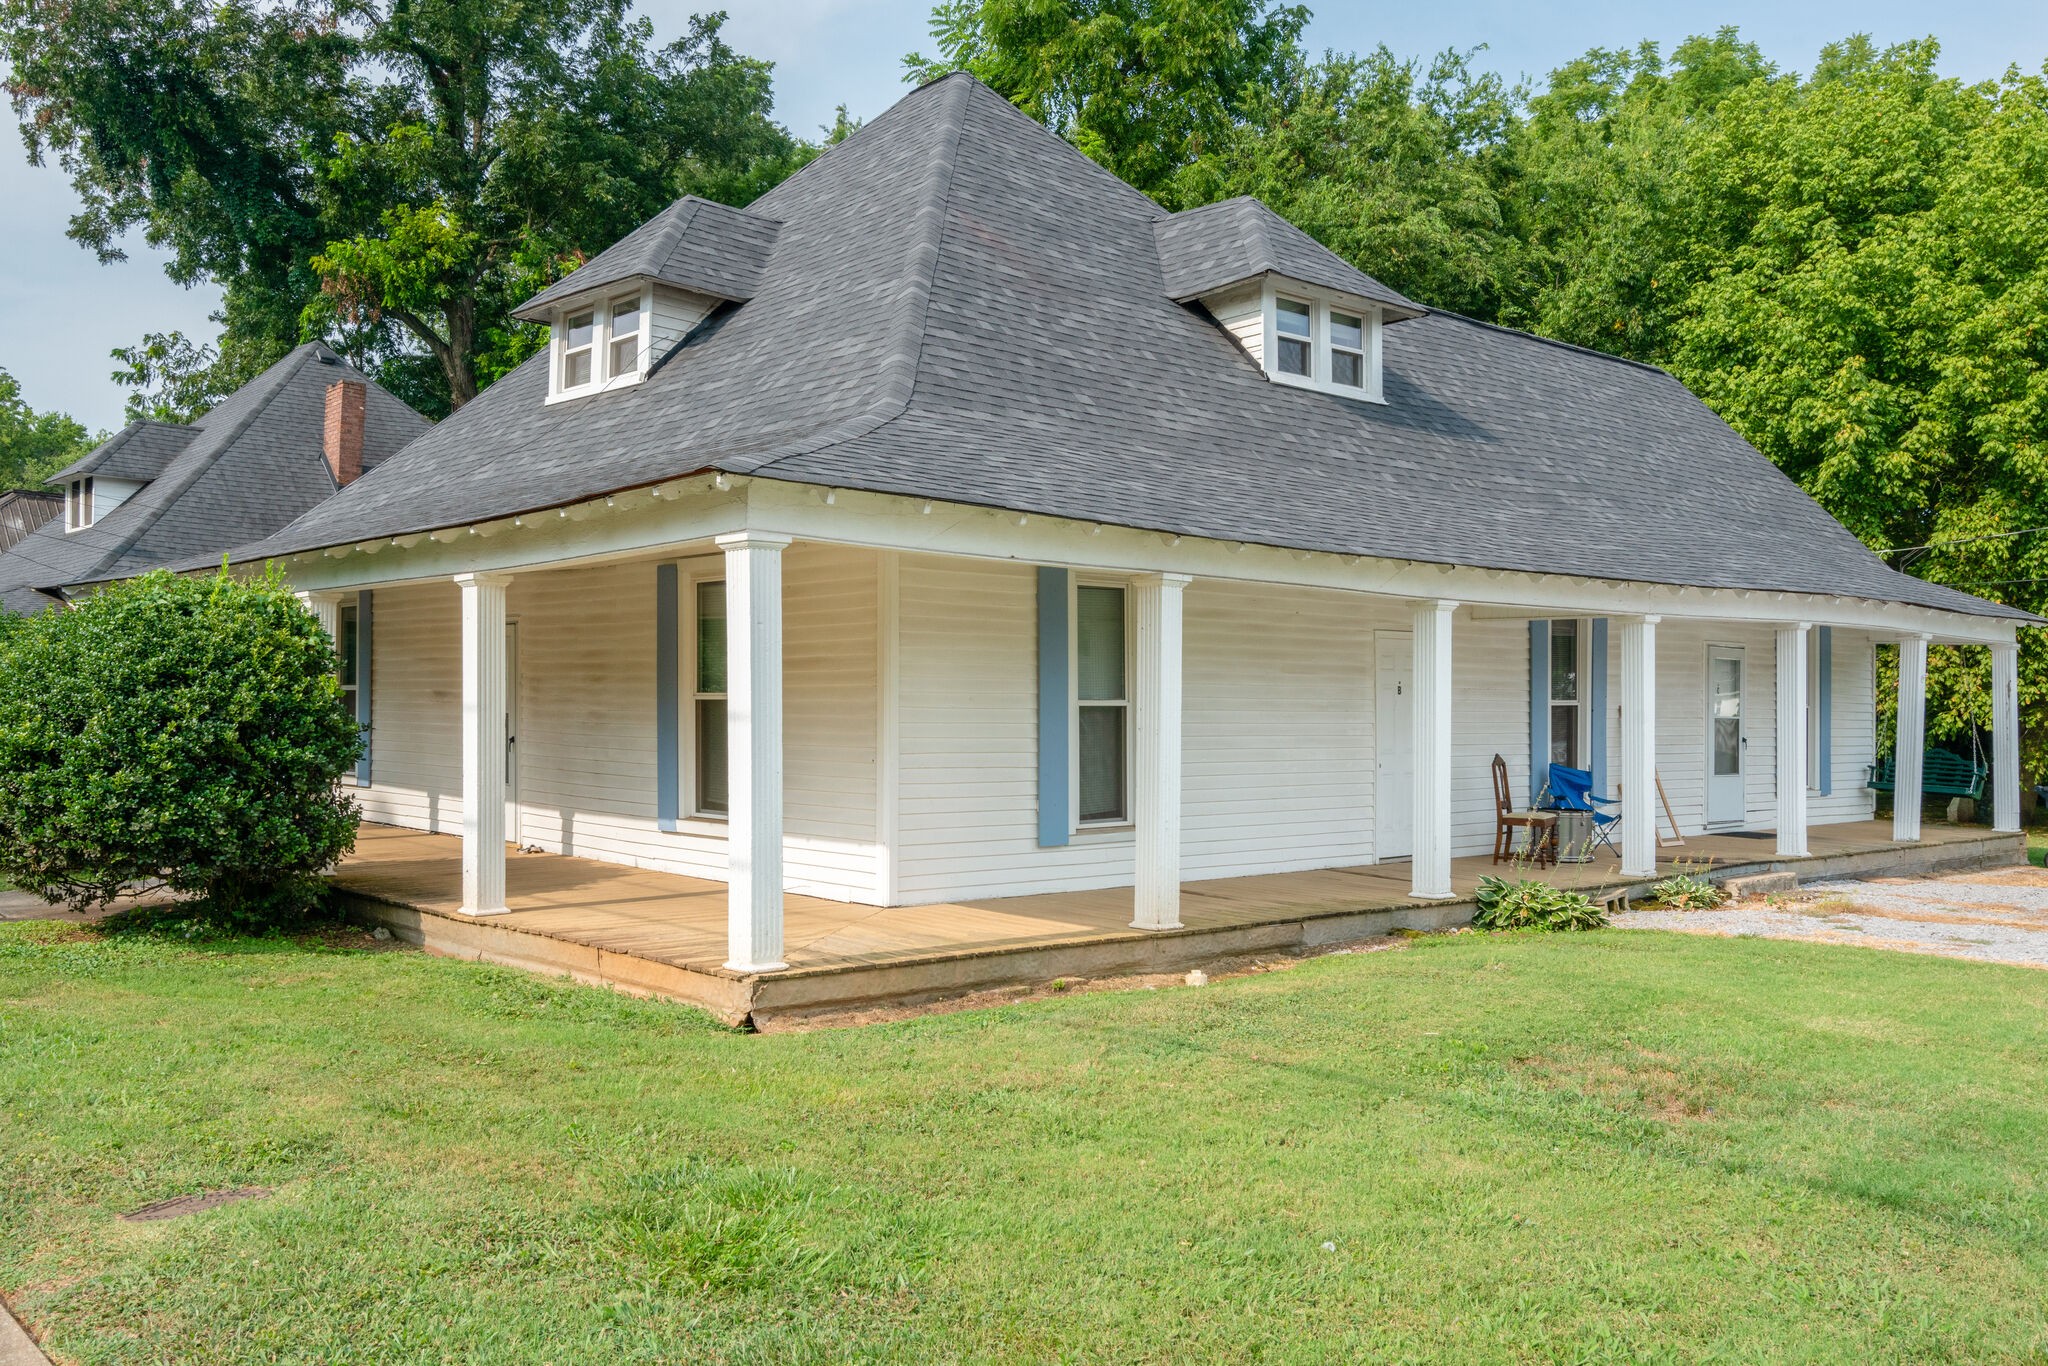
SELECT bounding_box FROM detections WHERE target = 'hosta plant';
[1473,876,1608,932]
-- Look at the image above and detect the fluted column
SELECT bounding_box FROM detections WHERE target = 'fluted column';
[1775,623,1810,857]
[1894,635,1929,842]
[718,531,792,972]
[1131,573,1191,930]
[1618,615,1660,878]
[1411,599,1456,900]
[455,572,511,916]
[1993,641,2021,834]
[299,590,344,643]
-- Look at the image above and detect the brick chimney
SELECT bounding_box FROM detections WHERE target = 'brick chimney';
[323,378,367,486]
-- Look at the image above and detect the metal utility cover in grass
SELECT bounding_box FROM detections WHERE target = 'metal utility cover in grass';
[118,1187,270,1222]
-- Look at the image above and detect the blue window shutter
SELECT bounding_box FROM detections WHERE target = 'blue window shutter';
[1589,618,1609,794]
[656,563,680,831]
[1038,567,1071,846]
[1529,620,1549,807]
[356,590,374,785]
[1817,626,1833,795]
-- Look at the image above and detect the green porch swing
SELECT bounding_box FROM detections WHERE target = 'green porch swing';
[1866,746,1989,801]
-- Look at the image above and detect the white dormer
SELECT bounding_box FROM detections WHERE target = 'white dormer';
[544,283,720,404]
[62,475,145,532]
[1202,279,1388,403]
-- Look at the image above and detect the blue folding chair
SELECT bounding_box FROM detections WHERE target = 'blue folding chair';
[1545,763,1621,860]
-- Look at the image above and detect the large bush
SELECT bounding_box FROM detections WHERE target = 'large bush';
[0,569,361,927]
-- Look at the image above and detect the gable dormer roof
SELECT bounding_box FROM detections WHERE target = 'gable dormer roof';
[1154,197,1425,318]
[512,196,783,321]
[48,419,199,485]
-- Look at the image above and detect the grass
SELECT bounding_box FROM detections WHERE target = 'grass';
[3,922,2047,1363]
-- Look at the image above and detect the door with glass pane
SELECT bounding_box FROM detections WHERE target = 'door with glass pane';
[1375,631,1413,859]
[1705,645,1746,825]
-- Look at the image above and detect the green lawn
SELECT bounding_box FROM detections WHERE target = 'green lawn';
[4,922,2047,1364]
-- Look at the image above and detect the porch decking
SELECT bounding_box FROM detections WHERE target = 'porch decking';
[331,820,2020,1027]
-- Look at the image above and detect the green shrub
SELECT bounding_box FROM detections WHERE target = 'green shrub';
[1650,871,1725,910]
[1473,876,1608,931]
[0,568,361,928]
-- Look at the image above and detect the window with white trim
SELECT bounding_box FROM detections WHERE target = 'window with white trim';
[1074,583,1130,825]
[1258,284,1384,402]
[1807,629,1823,791]
[691,577,729,818]
[65,477,93,531]
[1549,618,1582,768]
[550,286,650,400]
[337,599,364,782]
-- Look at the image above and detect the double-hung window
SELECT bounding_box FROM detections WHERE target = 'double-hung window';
[1075,583,1129,825]
[1549,618,1581,768]
[692,579,729,817]
[561,309,596,390]
[1330,310,1366,390]
[609,294,643,377]
[65,478,93,531]
[1275,297,1313,377]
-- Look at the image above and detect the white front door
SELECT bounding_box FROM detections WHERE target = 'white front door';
[1376,631,1414,859]
[504,621,521,846]
[1706,645,1746,825]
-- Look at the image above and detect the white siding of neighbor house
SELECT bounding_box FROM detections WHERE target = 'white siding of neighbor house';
[1594,620,1878,837]
[356,544,882,902]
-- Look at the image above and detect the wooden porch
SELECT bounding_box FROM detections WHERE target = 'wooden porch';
[332,821,2018,1027]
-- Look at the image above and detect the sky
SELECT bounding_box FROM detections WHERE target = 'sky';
[2,0,2043,434]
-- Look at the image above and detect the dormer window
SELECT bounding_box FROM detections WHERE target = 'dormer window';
[1275,298,1312,377]
[562,310,595,389]
[1331,310,1366,390]
[609,295,642,376]
[65,477,93,531]
[548,287,651,402]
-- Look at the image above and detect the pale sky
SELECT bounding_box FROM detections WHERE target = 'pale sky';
[2,0,2042,433]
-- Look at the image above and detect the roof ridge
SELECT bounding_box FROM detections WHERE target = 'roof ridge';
[741,68,976,479]
[1423,307,1672,376]
[47,347,322,590]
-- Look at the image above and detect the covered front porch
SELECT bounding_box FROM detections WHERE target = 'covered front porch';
[333,819,2019,1027]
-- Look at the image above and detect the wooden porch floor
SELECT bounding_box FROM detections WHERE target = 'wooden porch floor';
[334,819,2006,984]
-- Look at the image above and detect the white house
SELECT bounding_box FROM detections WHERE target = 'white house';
[242,73,2032,977]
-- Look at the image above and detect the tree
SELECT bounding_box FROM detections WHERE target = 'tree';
[1172,45,1522,319]
[0,569,363,927]
[0,368,96,487]
[906,0,1309,197]
[3,0,805,415]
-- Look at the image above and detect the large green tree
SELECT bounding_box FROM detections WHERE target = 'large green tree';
[0,369,96,488]
[907,0,1309,197]
[2,0,805,416]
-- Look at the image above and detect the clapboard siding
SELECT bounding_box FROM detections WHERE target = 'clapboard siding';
[1204,285,1264,367]
[1814,629,1880,823]
[355,544,882,902]
[357,581,462,832]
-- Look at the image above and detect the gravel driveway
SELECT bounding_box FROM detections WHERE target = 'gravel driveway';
[1615,864,2048,969]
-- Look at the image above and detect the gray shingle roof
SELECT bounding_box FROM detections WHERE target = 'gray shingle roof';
[1153,197,1423,316]
[0,344,430,613]
[512,196,783,320]
[49,420,200,483]
[241,72,2021,624]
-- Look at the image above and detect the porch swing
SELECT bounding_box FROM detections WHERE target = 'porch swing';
[1866,730,1989,802]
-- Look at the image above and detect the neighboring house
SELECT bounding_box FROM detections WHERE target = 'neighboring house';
[246,73,2033,973]
[0,344,429,617]
[0,489,61,554]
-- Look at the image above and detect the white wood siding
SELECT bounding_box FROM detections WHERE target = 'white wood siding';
[1202,284,1264,367]
[649,285,715,358]
[357,544,882,902]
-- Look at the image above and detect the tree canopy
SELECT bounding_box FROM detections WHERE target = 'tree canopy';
[0,369,97,488]
[2,0,807,416]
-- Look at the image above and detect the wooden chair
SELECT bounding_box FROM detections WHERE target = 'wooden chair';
[1492,754,1558,866]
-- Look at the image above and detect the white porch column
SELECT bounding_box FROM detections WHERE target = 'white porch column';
[1894,634,1929,843]
[455,572,511,917]
[1617,615,1660,879]
[1131,572,1191,930]
[1775,622,1810,857]
[718,531,792,972]
[299,590,344,643]
[1993,641,2021,834]
[1410,599,1456,900]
